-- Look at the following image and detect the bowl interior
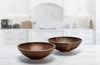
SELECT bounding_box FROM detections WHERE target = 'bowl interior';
[49,37,81,43]
[18,42,54,51]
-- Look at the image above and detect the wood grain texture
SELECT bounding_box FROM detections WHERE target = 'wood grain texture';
[48,37,82,52]
[17,42,55,60]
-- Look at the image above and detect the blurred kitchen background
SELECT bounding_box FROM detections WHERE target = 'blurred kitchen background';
[0,0,97,45]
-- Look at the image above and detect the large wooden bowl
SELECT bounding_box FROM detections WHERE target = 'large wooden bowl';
[48,37,82,52]
[17,42,55,60]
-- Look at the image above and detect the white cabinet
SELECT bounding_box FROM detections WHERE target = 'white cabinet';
[0,30,28,45]
[64,29,94,44]
[28,29,94,44]
[0,29,94,45]
[15,30,28,44]
[28,30,64,42]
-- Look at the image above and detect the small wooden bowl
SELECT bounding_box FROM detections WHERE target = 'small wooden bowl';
[48,37,82,52]
[17,42,55,60]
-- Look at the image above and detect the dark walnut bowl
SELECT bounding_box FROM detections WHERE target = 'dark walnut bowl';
[48,37,82,52]
[17,42,55,60]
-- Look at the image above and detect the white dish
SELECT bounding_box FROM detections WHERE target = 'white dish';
[32,3,63,29]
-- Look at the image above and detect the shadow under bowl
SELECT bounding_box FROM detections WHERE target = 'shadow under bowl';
[48,37,82,52]
[17,42,55,60]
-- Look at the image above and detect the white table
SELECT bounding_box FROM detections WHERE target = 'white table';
[0,45,100,65]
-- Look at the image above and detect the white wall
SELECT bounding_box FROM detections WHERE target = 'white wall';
[64,0,96,16]
[0,0,29,19]
[0,0,95,17]
[15,0,30,14]
[0,0,95,18]
[64,0,80,15]
[0,0,15,18]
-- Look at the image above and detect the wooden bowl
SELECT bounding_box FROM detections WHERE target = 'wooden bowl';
[17,42,55,60]
[48,37,82,52]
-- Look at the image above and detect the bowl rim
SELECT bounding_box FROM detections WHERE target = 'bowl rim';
[17,42,56,52]
[48,36,82,44]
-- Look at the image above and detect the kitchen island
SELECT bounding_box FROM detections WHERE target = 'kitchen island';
[0,44,99,65]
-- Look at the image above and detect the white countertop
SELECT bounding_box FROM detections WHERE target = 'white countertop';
[0,45,100,65]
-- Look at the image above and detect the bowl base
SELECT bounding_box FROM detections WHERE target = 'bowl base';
[29,58,43,60]
[59,50,71,52]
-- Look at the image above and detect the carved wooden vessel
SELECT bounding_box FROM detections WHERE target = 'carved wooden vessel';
[48,37,82,52]
[17,42,55,60]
